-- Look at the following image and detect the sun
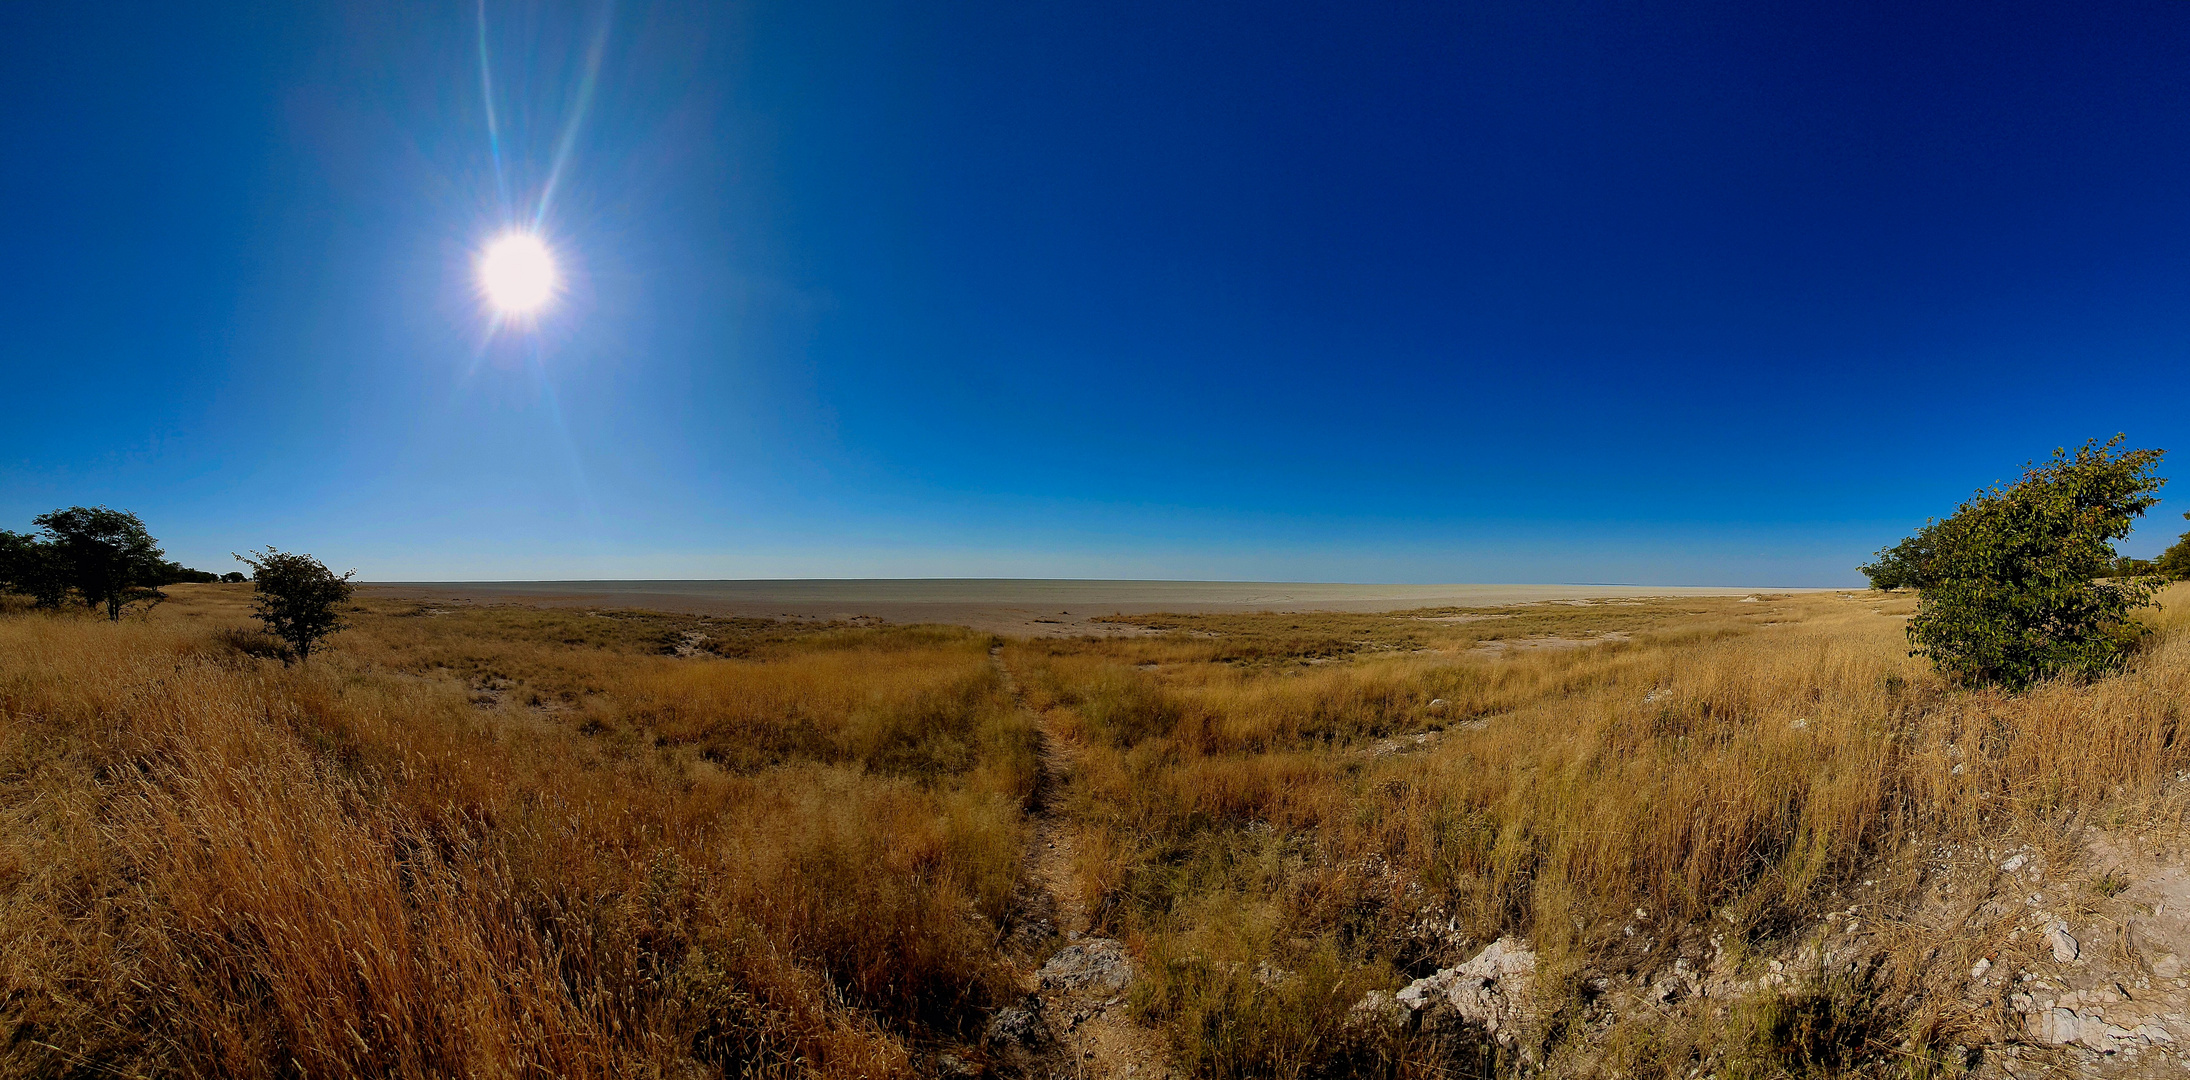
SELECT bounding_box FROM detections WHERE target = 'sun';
[478,231,557,315]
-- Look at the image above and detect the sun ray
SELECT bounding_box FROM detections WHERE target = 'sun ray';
[535,2,614,229]
[475,0,509,217]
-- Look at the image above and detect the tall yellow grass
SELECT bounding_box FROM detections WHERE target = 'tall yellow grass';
[0,594,1032,1078]
[1009,588,2190,1076]
[6,586,2190,1077]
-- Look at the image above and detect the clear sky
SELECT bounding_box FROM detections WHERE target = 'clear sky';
[5,2,2189,586]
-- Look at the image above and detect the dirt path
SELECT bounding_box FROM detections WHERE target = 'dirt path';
[990,645,1172,1080]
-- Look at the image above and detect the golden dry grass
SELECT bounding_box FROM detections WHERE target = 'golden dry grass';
[1,588,1033,1078]
[4,584,2190,1077]
[1011,587,2190,1077]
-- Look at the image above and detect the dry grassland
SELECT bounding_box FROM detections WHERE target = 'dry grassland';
[5,584,2190,1077]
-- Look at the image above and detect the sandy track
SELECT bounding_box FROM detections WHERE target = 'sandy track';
[992,646,1172,1079]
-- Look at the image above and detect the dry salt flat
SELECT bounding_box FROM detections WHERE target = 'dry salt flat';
[362,578,1807,636]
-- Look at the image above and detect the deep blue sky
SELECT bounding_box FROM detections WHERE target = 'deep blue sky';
[4,1,2189,585]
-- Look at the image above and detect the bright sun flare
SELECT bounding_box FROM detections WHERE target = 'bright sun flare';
[479,232,557,314]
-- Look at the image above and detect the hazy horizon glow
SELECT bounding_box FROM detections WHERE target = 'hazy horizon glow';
[6,2,2190,587]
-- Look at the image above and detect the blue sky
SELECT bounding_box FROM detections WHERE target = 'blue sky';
[4,1,2189,586]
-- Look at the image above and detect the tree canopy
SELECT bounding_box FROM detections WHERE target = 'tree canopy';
[1858,529,1935,591]
[0,530,70,608]
[1,510,233,613]
[29,507,171,620]
[1899,437,2165,690]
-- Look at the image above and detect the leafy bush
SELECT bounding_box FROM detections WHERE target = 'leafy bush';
[234,547,357,662]
[1903,436,2165,690]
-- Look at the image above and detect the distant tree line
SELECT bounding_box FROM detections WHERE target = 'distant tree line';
[1858,436,2176,690]
[0,508,355,661]
[0,507,240,619]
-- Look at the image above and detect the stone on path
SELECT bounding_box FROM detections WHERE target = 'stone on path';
[1040,938,1135,994]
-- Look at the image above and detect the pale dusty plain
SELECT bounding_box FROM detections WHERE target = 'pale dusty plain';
[364,579,1819,636]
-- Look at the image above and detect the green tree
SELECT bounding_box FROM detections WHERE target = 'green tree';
[2154,516,2190,580]
[1904,436,2166,690]
[33,507,169,620]
[234,547,356,662]
[0,530,70,608]
[1858,527,1938,590]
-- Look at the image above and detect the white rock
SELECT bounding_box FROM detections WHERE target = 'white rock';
[1971,958,1993,981]
[1039,938,1134,993]
[1391,936,1539,1046]
[2002,854,2030,873]
[2048,921,2080,963]
[2028,1007,2119,1050]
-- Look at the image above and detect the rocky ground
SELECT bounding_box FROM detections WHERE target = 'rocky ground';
[1330,823,2190,1077]
[1973,829,2190,1075]
[963,642,2190,1078]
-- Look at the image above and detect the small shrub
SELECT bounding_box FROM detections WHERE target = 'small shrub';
[234,547,357,662]
[1904,436,2166,690]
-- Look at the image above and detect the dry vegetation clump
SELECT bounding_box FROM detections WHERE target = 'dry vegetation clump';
[9,585,2190,1077]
